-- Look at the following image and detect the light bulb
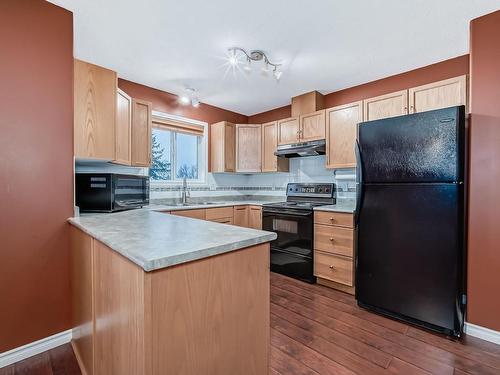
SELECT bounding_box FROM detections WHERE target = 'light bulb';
[274,69,283,81]
[228,49,238,66]
[179,95,190,105]
[243,57,252,72]
[191,97,200,107]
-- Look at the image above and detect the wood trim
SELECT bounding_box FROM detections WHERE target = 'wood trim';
[152,116,204,136]
[316,277,355,295]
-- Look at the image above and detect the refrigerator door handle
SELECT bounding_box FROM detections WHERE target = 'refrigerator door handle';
[354,140,363,225]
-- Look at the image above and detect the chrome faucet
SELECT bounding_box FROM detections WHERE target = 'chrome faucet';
[181,177,190,204]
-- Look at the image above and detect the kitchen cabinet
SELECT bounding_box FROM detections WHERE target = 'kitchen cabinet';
[131,99,152,167]
[210,121,236,173]
[408,75,468,114]
[236,124,262,172]
[277,117,300,145]
[71,228,270,375]
[326,101,362,169]
[115,89,132,165]
[314,210,355,294]
[248,206,263,230]
[170,209,206,220]
[233,206,249,227]
[291,91,324,117]
[261,121,289,172]
[74,59,117,160]
[363,90,408,121]
[299,109,326,141]
[206,206,233,224]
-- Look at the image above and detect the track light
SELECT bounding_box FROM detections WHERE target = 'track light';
[179,88,200,107]
[227,47,282,81]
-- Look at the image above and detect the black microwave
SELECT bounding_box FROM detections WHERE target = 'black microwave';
[76,173,149,213]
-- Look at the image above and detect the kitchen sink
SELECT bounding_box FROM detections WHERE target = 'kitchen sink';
[171,202,221,207]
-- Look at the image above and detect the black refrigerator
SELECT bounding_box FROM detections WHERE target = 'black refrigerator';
[355,105,466,338]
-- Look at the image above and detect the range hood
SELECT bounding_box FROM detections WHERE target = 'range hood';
[275,139,326,158]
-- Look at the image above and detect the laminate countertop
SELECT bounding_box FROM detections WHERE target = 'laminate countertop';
[68,207,277,272]
[313,199,356,213]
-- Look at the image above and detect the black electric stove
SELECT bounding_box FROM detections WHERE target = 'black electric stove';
[262,183,335,283]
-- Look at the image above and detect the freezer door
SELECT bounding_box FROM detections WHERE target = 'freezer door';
[356,183,465,335]
[358,106,465,183]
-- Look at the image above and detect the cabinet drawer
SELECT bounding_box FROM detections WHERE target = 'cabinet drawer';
[206,206,234,220]
[314,211,354,228]
[209,217,234,225]
[314,224,354,257]
[314,252,353,286]
[170,209,206,220]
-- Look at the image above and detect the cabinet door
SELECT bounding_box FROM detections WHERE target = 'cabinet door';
[326,101,362,169]
[409,75,468,114]
[131,99,152,167]
[74,59,117,160]
[363,90,408,121]
[115,89,132,165]
[277,117,300,145]
[210,122,235,173]
[300,109,326,141]
[261,121,289,172]
[248,206,262,230]
[236,124,261,173]
[170,209,206,220]
[233,206,249,227]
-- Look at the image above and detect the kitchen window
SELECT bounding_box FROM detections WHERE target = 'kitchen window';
[150,113,207,184]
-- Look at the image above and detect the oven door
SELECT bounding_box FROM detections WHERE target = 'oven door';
[263,208,315,283]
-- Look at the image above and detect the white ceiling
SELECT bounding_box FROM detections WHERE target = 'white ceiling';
[49,0,500,116]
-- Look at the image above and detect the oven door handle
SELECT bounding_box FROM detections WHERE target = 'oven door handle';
[263,209,313,217]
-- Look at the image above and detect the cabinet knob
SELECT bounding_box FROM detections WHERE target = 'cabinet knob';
[329,237,334,242]
[329,217,335,222]
[329,265,335,270]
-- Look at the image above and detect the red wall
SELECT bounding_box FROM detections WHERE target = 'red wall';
[118,79,248,124]
[0,0,74,352]
[248,55,469,123]
[467,10,500,332]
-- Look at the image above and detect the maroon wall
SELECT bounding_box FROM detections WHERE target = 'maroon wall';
[118,79,248,125]
[468,10,500,332]
[0,0,73,352]
[248,55,469,123]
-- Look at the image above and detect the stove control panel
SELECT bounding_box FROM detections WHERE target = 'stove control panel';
[286,183,335,197]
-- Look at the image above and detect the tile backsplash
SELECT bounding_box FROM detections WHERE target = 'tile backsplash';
[75,155,356,201]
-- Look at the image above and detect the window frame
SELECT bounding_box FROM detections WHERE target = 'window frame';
[150,111,208,186]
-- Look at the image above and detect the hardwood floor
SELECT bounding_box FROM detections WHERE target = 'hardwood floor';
[2,272,500,375]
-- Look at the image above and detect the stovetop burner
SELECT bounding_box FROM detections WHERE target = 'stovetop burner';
[262,183,336,212]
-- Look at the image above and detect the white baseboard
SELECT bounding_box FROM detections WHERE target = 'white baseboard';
[0,329,72,368]
[465,322,500,345]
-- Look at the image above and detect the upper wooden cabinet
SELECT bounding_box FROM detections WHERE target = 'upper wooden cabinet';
[300,109,326,141]
[277,117,300,145]
[291,91,324,117]
[236,124,262,173]
[131,99,152,167]
[74,59,117,160]
[409,75,468,114]
[261,121,289,173]
[326,102,362,169]
[210,121,236,173]
[115,89,132,165]
[363,90,408,121]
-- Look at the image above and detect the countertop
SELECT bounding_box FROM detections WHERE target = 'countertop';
[149,199,281,212]
[68,208,277,272]
[313,199,356,213]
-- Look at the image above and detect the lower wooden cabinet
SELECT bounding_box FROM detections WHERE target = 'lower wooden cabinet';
[248,206,262,230]
[170,209,206,220]
[314,211,355,294]
[233,206,249,227]
[71,228,270,375]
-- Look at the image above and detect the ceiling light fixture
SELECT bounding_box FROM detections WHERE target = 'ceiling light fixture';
[179,88,200,107]
[227,47,283,81]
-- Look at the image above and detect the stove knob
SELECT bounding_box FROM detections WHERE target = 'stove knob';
[318,188,323,193]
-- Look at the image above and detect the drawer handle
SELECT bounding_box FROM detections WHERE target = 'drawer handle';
[329,265,335,270]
